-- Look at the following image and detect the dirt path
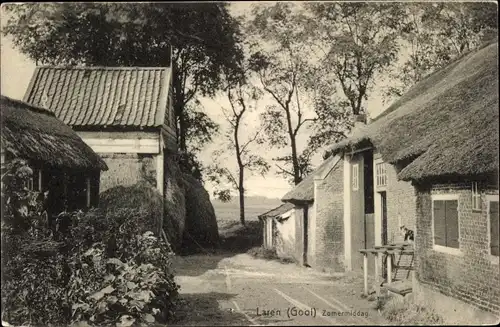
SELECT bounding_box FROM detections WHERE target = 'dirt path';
[169,252,389,326]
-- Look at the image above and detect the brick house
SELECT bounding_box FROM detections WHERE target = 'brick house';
[328,42,499,319]
[323,132,418,273]
[23,66,176,197]
[279,154,343,269]
[1,95,108,217]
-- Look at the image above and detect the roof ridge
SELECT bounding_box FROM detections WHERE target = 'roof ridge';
[371,42,498,124]
[36,66,171,71]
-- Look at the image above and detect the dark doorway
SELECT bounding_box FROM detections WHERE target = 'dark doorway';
[381,191,388,245]
[303,206,309,266]
[363,151,374,215]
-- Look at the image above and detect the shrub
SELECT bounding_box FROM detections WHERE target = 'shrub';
[67,232,179,326]
[1,160,179,326]
[1,160,69,326]
[98,182,164,236]
[59,207,179,326]
[382,294,444,325]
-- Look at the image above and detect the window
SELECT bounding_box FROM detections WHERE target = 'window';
[23,177,34,190]
[376,162,387,187]
[472,182,481,211]
[488,198,499,257]
[432,196,460,252]
[24,168,42,191]
[352,163,359,191]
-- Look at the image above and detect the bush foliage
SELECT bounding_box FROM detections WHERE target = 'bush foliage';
[1,159,179,326]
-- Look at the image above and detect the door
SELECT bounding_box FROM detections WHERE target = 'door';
[303,206,309,266]
[381,191,388,245]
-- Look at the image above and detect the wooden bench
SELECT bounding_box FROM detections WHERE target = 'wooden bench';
[385,280,413,296]
[359,244,414,297]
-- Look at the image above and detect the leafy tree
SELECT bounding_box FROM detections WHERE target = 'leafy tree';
[306,2,405,116]
[384,2,498,99]
[247,2,317,185]
[3,2,243,176]
[207,66,269,225]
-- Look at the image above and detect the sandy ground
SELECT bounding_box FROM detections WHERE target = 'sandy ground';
[169,252,389,326]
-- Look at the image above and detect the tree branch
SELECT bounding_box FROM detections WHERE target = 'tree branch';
[275,164,294,177]
[224,167,239,190]
[240,124,265,155]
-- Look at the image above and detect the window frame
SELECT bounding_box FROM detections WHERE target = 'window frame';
[486,194,499,264]
[431,194,462,256]
[472,182,481,211]
[24,177,34,191]
[375,161,387,188]
[352,163,359,191]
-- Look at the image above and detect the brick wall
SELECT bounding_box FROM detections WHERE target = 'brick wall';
[386,164,417,243]
[99,153,158,193]
[415,183,500,315]
[314,160,345,272]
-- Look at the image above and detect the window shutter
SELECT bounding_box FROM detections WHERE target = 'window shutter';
[490,201,499,256]
[433,200,446,246]
[445,200,459,249]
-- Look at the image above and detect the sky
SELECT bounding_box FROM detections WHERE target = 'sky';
[0,2,390,200]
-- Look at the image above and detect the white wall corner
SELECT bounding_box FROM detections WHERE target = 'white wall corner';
[373,157,383,246]
[343,154,352,271]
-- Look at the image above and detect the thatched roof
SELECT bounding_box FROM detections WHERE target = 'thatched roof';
[1,95,108,171]
[258,202,294,220]
[282,154,340,203]
[24,66,172,128]
[325,42,499,182]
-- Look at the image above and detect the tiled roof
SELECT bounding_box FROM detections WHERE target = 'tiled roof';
[258,203,294,220]
[23,66,172,128]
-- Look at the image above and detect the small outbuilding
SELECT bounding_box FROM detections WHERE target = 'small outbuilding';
[1,95,108,216]
[280,154,343,270]
[23,66,176,195]
[258,202,294,259]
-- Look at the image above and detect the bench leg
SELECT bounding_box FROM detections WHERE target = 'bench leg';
[363,254,368,296]
[387,254,392,285]
[374,253,380,298]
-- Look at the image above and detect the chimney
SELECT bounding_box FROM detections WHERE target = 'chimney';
[353,113,367,129]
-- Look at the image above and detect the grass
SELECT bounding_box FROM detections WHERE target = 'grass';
[246,246,297,264]
[380,294,444,325]
[217,220,262,253]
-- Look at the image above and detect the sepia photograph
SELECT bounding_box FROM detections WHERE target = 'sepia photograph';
[0,1,498,326]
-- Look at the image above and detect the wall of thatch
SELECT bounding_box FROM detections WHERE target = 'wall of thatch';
[163,155,186,252]
[181,173,220,252]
